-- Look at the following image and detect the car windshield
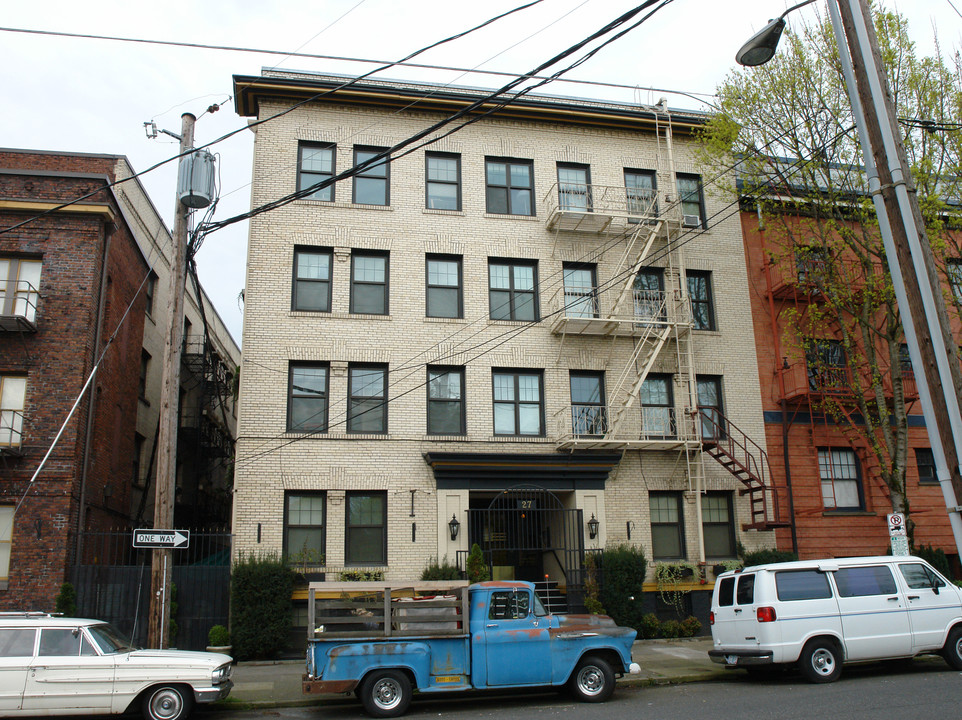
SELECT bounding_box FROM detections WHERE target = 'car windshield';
[88,624,138,654]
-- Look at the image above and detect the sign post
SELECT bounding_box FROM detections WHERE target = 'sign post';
[887,513,909,556]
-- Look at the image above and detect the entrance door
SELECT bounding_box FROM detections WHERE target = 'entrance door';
[482,588,551,686]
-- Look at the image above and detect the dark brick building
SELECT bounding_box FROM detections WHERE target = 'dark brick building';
[0,151,149,608]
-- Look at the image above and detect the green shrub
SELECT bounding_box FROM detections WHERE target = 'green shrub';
[583,553,605,615]
[639,613,661,639]
[420,557,463,581]
[741,548,797,567]
[168,583,179,646]
[337,569,384,581]
[230,553,295,660]
[466,544,490,583]
[680,615,702,637]
[598,544,646,630]
[54,582,76,617]
[208,624,230,647]
[914,544,952,578]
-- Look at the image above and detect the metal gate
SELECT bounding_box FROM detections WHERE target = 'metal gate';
[69,529,231,651]
[467,486,585,601]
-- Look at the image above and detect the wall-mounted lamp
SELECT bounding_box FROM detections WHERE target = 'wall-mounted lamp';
[626,520,635,540]
[448,514,460,542]
[587,514,599,540]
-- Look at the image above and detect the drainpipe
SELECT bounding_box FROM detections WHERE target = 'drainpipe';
[75,213,114,566]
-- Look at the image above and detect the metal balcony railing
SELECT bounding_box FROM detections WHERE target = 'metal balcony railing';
[0,280,40,331]
[544,183,667,232]
[555,403,697,449]
[0,410,24,449]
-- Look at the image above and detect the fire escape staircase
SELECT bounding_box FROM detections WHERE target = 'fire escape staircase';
[699,409,789,530]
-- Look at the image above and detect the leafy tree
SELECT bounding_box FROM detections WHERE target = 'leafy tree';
[700,6,962,537]
[230,553,295,660]
[466,543,490,583]
[597,544,646,630]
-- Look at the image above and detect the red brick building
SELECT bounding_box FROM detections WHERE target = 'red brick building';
[741,207,962,570]
[0,151,149,607]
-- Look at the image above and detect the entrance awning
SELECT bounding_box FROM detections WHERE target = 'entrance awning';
[423,452,621,491]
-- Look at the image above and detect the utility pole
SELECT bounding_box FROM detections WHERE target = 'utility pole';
[831,0,962,551]
[148,112,195,648]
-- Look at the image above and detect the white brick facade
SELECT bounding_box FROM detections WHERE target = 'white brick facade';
[232,72,773,585]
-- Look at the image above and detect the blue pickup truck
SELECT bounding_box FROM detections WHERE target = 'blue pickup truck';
[302,580,640,717]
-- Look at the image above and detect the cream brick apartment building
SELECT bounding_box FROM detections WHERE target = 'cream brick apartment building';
[231,71,778,598]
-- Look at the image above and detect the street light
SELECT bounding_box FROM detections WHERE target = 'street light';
[736,0,962,557]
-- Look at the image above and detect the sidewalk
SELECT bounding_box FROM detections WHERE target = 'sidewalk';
[225,637,725,709]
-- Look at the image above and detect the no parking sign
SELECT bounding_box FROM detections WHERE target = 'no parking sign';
[888,513,909,555]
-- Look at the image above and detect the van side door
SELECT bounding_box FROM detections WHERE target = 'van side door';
[832,564,912,660]
[896,561,962,651]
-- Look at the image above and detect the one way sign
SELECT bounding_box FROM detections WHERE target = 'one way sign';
[133,529,190,549]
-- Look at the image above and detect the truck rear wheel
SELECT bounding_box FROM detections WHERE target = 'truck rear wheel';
[568,655,614,703]
[359,670,412,718]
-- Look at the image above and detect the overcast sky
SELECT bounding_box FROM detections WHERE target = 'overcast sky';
[3,0,960,345]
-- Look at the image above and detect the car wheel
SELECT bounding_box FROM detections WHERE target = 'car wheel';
[359,670,412,718]
[142,684,194,720]
[568,655,615,703]
[798,639,842,683]
[941,626,962,670]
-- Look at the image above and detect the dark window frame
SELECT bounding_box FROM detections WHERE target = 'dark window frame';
[350,250,389,315]
[293,247,333,313]
[347,363,388,434]
[426,254,463,319]
[353,146,390,206]
[425,152,462,211]
[697,375,725,441]
[649,491,685,560]
[676,173,706,228]
[806,339,849,391]
[687,270,716,331]
[701,491,736,560]
[492,369,545,437]
[624,168,658,219]
[916,447,937,485]
[556,162,592,212]
[641,372,675,439]
[297,141,336,202]
[288,362,330,433]
[818,447,865,511]
[427,365,466,436]
[485,157,535,216]
[947,258,962,303]
[488,258,539,321]
[283,491,326,565]
[562,263,598,319]
[569,370,606,437]
[345,491,387,566]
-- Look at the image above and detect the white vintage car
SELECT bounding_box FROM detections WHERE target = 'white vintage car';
[0,613,232,720]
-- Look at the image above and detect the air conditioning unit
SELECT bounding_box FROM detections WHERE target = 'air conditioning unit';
[682,214,701,228]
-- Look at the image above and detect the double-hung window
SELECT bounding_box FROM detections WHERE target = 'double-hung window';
[492,370,544,436]
[696,375,724,440]
[650,492,684,560]
[485,158,534,216]
[144,273,157,317]
[489,260,538,321]
[351,251,388,315]
[562,264,597,318]
[625,169,657,219]
[702,492,736,559]
[293,248,332,312]
[634,268,665,324]
[806,339,848,391]
[557,163,590,212]
[426,255,462,318]
[948,259,962,303]
[348,365,387,434]
[818,448,863,510]
[426,153,461,210]
[288,364,329,433]
[916,448,937,485]
[346,492,386,565]
[427,366,465,435]
[285,492,325,564]
[641,374,673,438]
[353,147,389,205]
[687,270,715,330]
[0,375,26,448]
[569,371,606,436]
[0,256,41,323]
[297,142,335,201]
[677,173,705,228]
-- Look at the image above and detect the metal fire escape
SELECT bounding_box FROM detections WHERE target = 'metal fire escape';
[545,119,784,532]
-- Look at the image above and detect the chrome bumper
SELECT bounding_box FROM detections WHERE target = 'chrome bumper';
[194,680,233,704]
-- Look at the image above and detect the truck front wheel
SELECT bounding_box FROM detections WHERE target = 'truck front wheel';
[359,670,412,718]
[568,655,614,703]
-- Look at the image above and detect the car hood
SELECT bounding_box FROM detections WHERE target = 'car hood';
[552,613,637,639]
[126,648,232,665]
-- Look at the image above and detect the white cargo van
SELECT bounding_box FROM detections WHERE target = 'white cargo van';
[709,555,962,682]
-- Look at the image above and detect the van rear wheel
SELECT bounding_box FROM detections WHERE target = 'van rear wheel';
[941,626,962,670]
[798,639,842,683]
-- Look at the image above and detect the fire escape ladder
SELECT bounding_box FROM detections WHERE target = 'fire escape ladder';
[606,324,672,437]
[608,220,665,319]
[699,409,788,530]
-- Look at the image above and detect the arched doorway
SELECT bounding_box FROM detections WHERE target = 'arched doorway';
[467,485,584,584]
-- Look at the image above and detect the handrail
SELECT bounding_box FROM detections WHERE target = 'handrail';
[543,182,659,220]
